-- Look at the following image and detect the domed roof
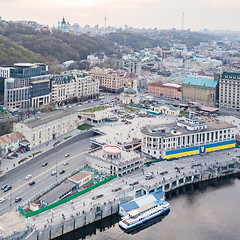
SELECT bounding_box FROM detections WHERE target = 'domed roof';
[123,88,137,95]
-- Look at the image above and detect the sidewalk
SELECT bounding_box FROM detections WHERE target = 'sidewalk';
[0,129,83,175]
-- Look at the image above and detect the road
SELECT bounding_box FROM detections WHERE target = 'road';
[0,138,91,216]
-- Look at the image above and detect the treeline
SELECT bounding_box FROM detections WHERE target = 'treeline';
[0,22,120,69]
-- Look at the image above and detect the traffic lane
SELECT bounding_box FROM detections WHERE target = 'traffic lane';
[0,151,88,215]
[0,139,91,191]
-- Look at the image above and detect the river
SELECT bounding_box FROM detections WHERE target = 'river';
[56,174,240,240]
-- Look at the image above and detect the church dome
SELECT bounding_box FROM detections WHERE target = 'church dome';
[123,88,137,95]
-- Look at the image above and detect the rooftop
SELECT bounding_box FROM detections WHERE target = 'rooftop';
[183,76,218,88]
[68,170,94,184]
[22,109,77,128]
[0,132,24,147]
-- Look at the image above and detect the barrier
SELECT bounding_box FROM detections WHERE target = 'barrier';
[18,174,117,218]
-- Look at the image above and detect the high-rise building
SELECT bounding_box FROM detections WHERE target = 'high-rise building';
[0,63,51,110]
[219,71,240,111]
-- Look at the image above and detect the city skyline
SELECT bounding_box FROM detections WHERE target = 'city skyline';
[1,0,240,31]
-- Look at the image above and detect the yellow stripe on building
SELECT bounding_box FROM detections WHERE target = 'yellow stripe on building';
[206,143,235,153]
[166,150,199,159]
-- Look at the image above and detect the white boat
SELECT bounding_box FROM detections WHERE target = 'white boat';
[119,200,170,230]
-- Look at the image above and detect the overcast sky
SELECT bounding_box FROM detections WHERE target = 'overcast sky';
[1,0,240,31]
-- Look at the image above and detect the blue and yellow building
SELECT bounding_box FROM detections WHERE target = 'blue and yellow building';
[141,112,236,160]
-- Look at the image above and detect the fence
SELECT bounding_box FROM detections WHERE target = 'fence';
[19,174,117,218]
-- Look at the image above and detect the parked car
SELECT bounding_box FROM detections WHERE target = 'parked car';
[4,186,12,192]
[1,185,8,190]
[25,175,32,180]
[92,194,104,200]
[15,197,22,203]
[59,170,65,174]
[112,187,122,192]
[29,181,35,186]
[129,181,139,186]
[0,198,7,203]
[42,162,48,167]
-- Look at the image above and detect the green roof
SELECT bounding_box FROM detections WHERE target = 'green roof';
[183,76,218,88]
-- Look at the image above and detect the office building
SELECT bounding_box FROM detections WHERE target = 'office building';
[141,112,236,160]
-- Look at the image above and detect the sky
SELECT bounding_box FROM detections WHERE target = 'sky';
[1,0,240,31]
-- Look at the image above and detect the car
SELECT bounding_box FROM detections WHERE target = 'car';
[1,184,8,190]
[129,181,139,186]
[0,198,6,203]
[42,162,48,167]
[92,194,104,200]
[112,187,122,192]
[64,153,70,157]
[15,197,22,203]
[51,171,57,176]
[29,181,35,186]
[4,186,12,192]
[25,175,32,180]
[59,170,65,174]
[63,162,68,166]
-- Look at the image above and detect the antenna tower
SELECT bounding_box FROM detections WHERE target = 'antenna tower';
[181,12,184,31]
[104,13,107,28]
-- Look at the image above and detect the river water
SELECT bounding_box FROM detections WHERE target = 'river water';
[58,175,240,240]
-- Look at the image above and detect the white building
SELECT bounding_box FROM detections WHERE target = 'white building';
[141,112,236,160]
[86,145,144,177]
[51,71,99,103]
[14,109,78,148]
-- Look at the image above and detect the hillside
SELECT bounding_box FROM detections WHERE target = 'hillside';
[0,22,119,69]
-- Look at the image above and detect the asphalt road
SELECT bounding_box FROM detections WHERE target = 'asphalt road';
[0,138,91,216]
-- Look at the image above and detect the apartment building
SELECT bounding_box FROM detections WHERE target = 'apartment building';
[90,67,124,93]
[51,71,99,103]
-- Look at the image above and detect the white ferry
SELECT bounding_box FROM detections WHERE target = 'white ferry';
[118,190,170,230]
[119,200,170,230]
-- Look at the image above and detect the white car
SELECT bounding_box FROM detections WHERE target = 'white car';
[64,153,70,157]
[51,171,57,176]
[63,162,69,166]
[0,198,6,203]
[25,175,32,180]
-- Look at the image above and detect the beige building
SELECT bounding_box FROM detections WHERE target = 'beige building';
[219,71,240,111]
[153,104,180,116]
[13,109,78,148]
[90,67,124,92]
[182,76,218,107]
[51,71,99,103]
[68,170,94,188]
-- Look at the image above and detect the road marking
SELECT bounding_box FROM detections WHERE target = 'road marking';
[0,148,90,199]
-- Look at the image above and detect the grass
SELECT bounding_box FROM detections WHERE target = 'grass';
[79,106,109,113]
[63,136,72,140]
[78,124,94,131]
[18,157,28,164]
[120,105,139,112]
[32,151,42,157]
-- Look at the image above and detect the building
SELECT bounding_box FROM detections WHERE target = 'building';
[90,68,124,93]
[51,71,99,103]
[148,82,182,100]
[120,88,139,105]
[0,132,25,157]
[0,63,51,110]
[141,112,236,160]
[68,170,94,188]
[152,104,180,116]
[118,57,142,75]
[86,145,144,177]
[40,180,76,206]
[13,109,78,148]
[182,76,219,107]
[219,71,240,111]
